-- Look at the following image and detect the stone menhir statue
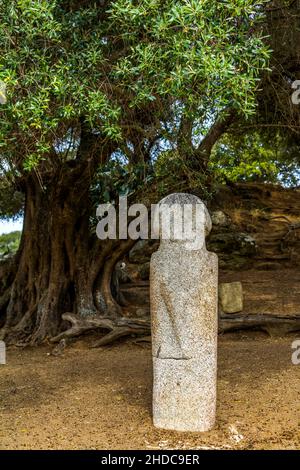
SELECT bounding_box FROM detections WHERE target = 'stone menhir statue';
[150,193,218,432]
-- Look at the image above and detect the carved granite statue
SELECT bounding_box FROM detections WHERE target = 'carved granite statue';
[150,193,218,432]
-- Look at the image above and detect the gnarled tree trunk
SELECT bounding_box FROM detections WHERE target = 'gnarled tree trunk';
[0,172,134,345]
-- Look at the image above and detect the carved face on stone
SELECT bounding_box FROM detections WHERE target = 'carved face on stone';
[153,193,212,250]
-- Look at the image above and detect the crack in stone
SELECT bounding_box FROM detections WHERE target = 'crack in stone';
[156,355,191,361]
[156,345,191,360]
[160,357,191,360]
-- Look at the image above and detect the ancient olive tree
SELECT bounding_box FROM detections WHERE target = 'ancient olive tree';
[0,0,270,344]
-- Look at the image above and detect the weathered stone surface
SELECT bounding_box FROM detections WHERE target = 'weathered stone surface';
[150,193,218,432]
[219,281,243,314]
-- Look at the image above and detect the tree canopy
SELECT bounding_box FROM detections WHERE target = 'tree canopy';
[0,0,270,182]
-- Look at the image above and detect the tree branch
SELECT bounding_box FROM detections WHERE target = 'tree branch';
[194,109,237,168]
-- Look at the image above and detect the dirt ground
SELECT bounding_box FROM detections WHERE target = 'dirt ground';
[0,333,299,450]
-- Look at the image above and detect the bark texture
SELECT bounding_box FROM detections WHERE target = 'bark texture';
[0,171,135,345]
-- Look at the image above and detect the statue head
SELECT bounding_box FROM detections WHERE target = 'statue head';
[153,193,212,250]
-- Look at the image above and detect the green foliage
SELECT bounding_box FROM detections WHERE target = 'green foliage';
[210,131,300,186]
[0,231,21,259]
[0,1,122,170]
[91,148,213,215]
[0,0,270,173]
[110,0,270,115]
[91,159,153,204]
[153,149,208,193]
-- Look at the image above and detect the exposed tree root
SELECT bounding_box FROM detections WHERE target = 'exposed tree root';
[50,313,150,346]
[219,314,300,336]
[92,326,149,347]
[49,312,300,347]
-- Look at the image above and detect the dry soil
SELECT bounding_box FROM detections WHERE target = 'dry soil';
[0,333,299,450]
